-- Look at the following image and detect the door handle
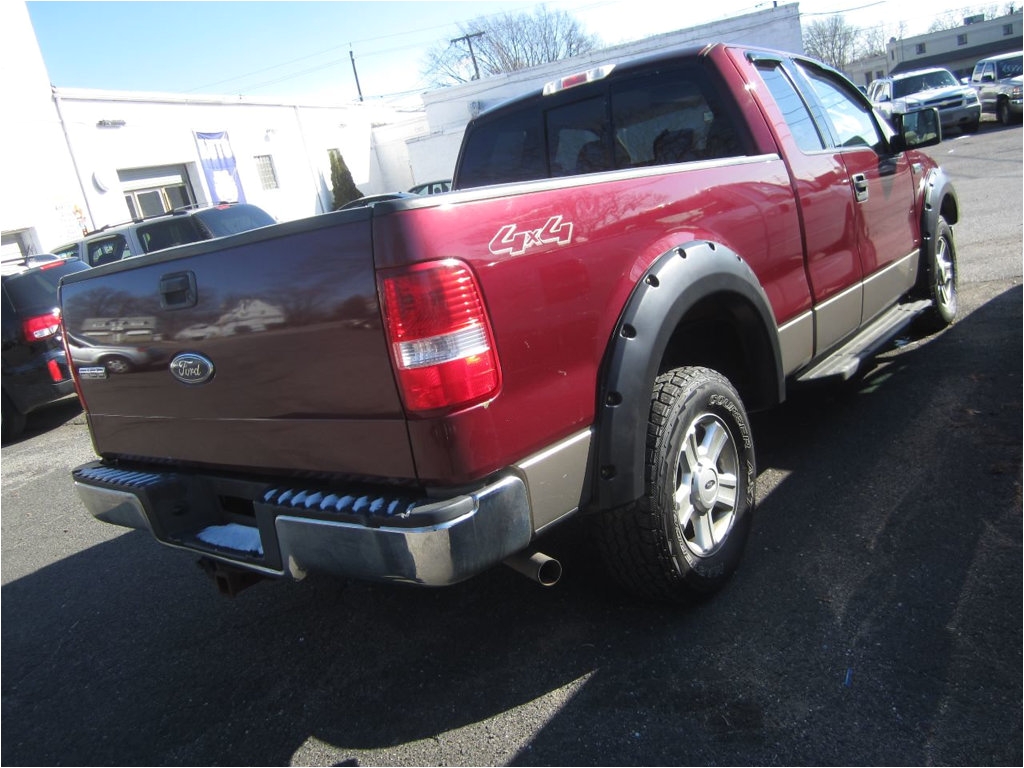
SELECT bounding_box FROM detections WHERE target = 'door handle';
[851,173,869,203]
[159,271,197,309]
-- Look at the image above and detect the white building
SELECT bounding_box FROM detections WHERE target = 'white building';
[2,0,803,261]
[846,9,1022,87]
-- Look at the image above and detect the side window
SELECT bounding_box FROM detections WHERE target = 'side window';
[755,62,825,152]
[87,235,131,267]
[798,64,883,151]
[610,66,747,167]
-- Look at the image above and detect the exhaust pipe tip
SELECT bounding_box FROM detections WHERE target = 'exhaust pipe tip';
[504,550,562,587]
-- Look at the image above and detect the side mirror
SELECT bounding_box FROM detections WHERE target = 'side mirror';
[891,107,941,152]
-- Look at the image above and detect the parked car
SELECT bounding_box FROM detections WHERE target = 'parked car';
[61,43,958,603]
[868,67,981,134]
[408,179,452,195]
[2,258,90,442]
[50,203,276,268]
[968,51,1023,125]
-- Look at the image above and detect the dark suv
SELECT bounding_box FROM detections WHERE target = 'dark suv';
[50,203,276,268]
[2,258,90,442]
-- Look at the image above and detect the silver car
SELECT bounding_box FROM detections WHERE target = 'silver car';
[868,67,981,134]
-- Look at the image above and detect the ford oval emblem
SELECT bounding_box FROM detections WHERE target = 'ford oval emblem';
[169,353,215,385]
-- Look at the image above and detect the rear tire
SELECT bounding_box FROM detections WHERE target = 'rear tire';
[918,215,959,332]
[998,99,1013,126]
[593,366,756,603]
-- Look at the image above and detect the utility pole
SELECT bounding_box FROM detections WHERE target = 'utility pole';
[451,31,485,80]
[349,49,364,102]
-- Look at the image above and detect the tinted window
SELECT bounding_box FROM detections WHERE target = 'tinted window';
[997,55,1023,79]
[2,261,89,310]
[756,63,825,152]
[457,107,545,188]
[194,204,276,237]
[612,66,746,166]
[137,217,206,252]
[457,61,747,188]
[547,96,608,176]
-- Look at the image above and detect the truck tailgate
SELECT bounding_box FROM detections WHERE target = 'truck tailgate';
[60,211,415,479]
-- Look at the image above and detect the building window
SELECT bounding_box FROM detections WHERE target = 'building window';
[916,43,927,55]
[254,155,279,190]
[957,34,968,46]
[1004,24,1014,35]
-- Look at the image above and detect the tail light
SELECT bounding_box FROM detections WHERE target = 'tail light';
[378,259,501,414]
[47,358,64,383]
[22,309,61,341]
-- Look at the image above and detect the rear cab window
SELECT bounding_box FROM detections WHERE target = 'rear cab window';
[194,204,276,237]
[456,57,751,189]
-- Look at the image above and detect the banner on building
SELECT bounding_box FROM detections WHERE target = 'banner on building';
[194,131,246,203]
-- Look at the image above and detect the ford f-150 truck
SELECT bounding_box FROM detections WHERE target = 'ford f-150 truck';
[59,43,960,603]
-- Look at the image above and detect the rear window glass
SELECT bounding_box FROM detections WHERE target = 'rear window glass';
[457,60,747,189]
[194,205,276,237]
[51,243,81,260]
[997,55,1023,79]
[457,108,545,188]
[136,217,206,252]
[2,261,89,310]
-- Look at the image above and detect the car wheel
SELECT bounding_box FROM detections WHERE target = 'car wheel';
[2,392,26,444]
[593,366,756,602]
[102,356,133,374]
[998,99,1012,126]
[964,118,980,133]
[918,215,959,332]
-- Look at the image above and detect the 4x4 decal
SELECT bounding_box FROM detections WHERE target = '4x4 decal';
[489,215,574,257]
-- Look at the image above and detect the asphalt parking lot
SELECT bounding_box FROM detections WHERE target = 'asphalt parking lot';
[2,121,1021,767]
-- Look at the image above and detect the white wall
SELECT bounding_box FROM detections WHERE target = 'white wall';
[0,1,86,257]
[50,91,384,234]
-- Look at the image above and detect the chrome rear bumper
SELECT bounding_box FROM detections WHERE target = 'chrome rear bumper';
[73,463,533,586]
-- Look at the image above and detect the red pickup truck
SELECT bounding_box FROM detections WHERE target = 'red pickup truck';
[60,43,960,603]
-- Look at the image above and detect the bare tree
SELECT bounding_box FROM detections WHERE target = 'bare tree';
[803,15,861,71]
[422,5,601,86]
[928,4,1010,31]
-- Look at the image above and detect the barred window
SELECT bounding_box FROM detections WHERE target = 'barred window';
[957,34,968,46]
[916,43,927,54]
[1004,24,1014,35]
[254,155,279,190]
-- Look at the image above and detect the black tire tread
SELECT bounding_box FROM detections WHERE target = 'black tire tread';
[592,367,738,603]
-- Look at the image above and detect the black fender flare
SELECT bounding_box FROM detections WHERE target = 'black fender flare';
[921,165,959,243]
[917,166,959,290]
[592,240,784,511]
